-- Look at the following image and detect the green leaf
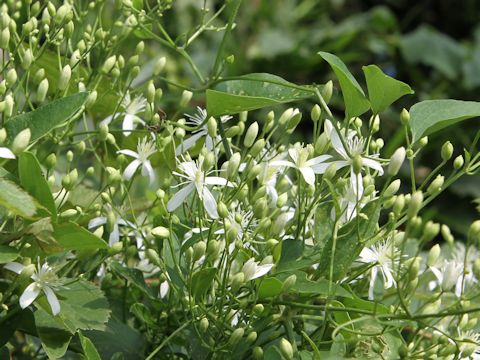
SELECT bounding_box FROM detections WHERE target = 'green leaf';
[0,178,37,218]
[79,331,102,360]
[257,277,283,299]
[130,303,159,328]
[0,245,18,263]
[275,271,352,298]
[53,222,108,251]
[56,280,110,333]
[18,152,57,220]
[191,267,216,299]
[206,73,317,116]
[362,65,413,114]
[318,51,370,117]
[34,308,72,359]
[317,201,381,280]
[409,99,480,142]
[110,262,156,299]
[5,92,88,143]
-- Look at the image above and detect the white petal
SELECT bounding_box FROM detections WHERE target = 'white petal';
[19,283,41,309]
[123,159,142,180]
[43,286,61,315]
[288,148,299,163]
[109,224,120,247]
[117,149,140,159]
[99,113,120,126]
[205,135,215,151]
[359,247,375,263]
[270,160,295,168]
[202,188,218,219]
[4,262,25,274]
[0,147,15,159]
[350,170,364,198]
[250,263,273,280]
[160,281,169,299]
[121,114,135,136]
[88,216,107,229]
[175,131,205,156]
[310,162,331,174]
[167,183,195,212]
[329,125,348,159]
[368,267,378,300]
[430,267,443,283]
[362,158,384,175]
[204,176,233,187]
[306,155,332,166]
[328,160,350,172]
[141,160,155,184]
[299,166,315,186]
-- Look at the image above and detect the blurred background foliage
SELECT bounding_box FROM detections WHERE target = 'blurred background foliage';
[104,0,480,236]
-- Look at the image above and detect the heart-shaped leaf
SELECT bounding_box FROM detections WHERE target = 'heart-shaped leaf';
[363,65,413,114]
[319,52,370,118]
[410,99,480,142]
[206,73,317,116]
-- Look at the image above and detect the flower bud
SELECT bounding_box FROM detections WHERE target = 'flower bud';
[427,175,444,195]
[253,198,268,218]
[427,244,441,267]
[37,78,49,102]
[199,318,209,333]
[388,147,405,176]
[321,80,333,103]
[153,57,166,75]
[253,303,264,315]
[278,108,295,127]
[0,28,10,49]
[250,139,265,157]
[108,241,123,255]
[282,274,296,292]
[55,4,72,23]
[228,328,244,346]
[468,220,480,245]
[60,208,78,219]
[252,347,263,360]
[0,128,6,144]
[102,55,116,74]
[311,104,321,122]
[6,68,17,86]
[407,191,423,219]
[441,224,454,244]
[3,94,13,117]
[276,193,288,208]
[244,122,259,148]
[206,117,217,138]
[453,155,464,170]
[86,90,97,109]
[11,128,31,154]
[231,272,245,292]
[206,239,221,260]
[271,213,289,236]
[246,331,257,344]
[441,141,453,161]
[226,226,239,243]
[400,108,410,125]
[151,226,170,239]
[192,241,206,261]
[179,90,192,108]
[217,201,228,219]
[98,124,109,141]
[146,249,161,267]
[279,338,294,360]
[352,154,362,175]
[418,136,428,147]
[392,194,405,215]
[372,115,380,133]
[58,65,71,91]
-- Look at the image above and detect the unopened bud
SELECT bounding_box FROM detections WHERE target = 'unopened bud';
[468,220,480,244]
[279,338,294,360]
[418,136,428,147]
[441,224,454,244]
[11,128,31,154]
[427,244,441,267]
[6,68,17,86]
[217,201,228,219]
[246,331,257,344]
[231,272,245,292]
[228,328,244,346]
[352,154,362,175]
[441,141,453,161]
[179,90,192,108]
[102,55,116,74]
[151,226,170,238]
[321,80,333,103]
[454,155,464,170]
[153,57,166,75]
[227,152,241,179]
[400,109,410,125]
[98,124,109,141]
[244,122,259,147]
[192,241,206,261]
[282,274,296,292]
[427,175,444,195]
[407,191,423,219]
[146,249,161,266]
[199,318,209,333]
[253,198,268,218]
[250,139,265,157]
[253,347,263,360]
[388,147,405,176]
[311,104,321,122]
[37,78,49,102]
[207,117,217,138]
[58,65,71,91]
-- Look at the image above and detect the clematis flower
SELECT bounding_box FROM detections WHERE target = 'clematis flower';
[324,120,384,193]
[167,156,234,218]
[175,107,232,155]
[242,257,274,281]
[358,240,400,300]
[117,137,156,184]
[100,92,147,136]
[0,146,15,159]
[88,205,135,246]
[458,330,480,359]
[429,260,464,294]
[270,144,331,186]
[4,260,63,315]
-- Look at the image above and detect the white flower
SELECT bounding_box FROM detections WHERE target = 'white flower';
[358,240,400,300]
[117,137,156,184]
[100,92,147,136]
[458,330,480,359]
[453,243,479,297]
[88,206,134,246]
[159,273,171,299]
[4,260,63,315]
[167,156,234,218]
[242,257,274,281]
[0,146,15,159]
[324,120,384,193]
[430,260,464,294]
[270,144,331,186]
[175,107,232,155]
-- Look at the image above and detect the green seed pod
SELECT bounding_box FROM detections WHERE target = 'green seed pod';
[228,328,244,346]
[151,226,170,239]
[279,338,294,360]
[252,347,263,360]
[11,128,31,154]
[407,191,423,219]
[387,147,405,176]
[311,104,321,122]
[37,78,49,102]
[244,122,259,147]
[400,108,410,125]
[453,155,464,170]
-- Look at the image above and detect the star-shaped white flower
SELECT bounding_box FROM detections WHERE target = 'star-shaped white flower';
[270,144,331,186]
[167,156,234,218]
[175,107,232,155]
[117,137,156,184]
[100,91,147,136]
[358,240,400,300]
[242,257,274,281]
[324,120,384,193]
[88,206,134,247]
[430,260,464,294]
[4,260,63,315]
